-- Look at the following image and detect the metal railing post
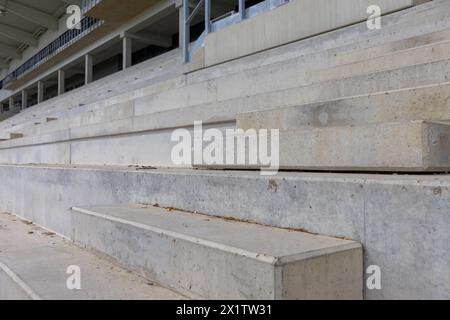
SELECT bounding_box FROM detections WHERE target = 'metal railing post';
[238,0,245,21]
[205,0,211,34]
[182,0,190,62]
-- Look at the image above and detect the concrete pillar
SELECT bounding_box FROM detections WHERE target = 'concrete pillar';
[21,90,27,110]
[58,70,65,96]
[85,54,93,85]
[37,81,44,104]
[9,96,14,110]
[122,37,132,70]
[181,0,190,62]
[178,4,183,48]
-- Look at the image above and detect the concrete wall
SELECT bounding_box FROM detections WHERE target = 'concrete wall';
[190,0,421,70]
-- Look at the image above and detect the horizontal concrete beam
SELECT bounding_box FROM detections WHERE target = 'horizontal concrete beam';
[201,121,450,172]
[237,83,450,130]
[121,31,172,48]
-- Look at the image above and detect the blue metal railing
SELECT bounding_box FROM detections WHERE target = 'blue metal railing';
[1,16,103,88]
[81,0,103,14]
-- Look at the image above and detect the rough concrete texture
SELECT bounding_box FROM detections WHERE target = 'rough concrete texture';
[2,0,449,138]
[237,83,450,130]
[0,212,184,300]
[71,205,362,300]
[201,121,450,172]
[201,0,418,68]
[3,56,450,167]
[0,165,448,299]
[1,0,450,301]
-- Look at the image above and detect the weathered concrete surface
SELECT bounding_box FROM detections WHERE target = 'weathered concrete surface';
[0,49,181,133]
[1,0,450,143]
[71,205,362,300]
[0,212,184,300]
[0,165,449,299]
[199,121,450,172]
[200,0,420,68]
[237,83,450,130]
[3,56,450,168]
[2,0,448,137]
[134,57,450,118]
[188,0,450,84]
[307,39,450,84]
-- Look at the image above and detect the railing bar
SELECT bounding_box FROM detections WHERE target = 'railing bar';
[205,0,211,34]
[187,0,205,24]
[238,0,245,20]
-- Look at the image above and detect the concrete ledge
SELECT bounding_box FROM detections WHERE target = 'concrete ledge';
[198,121,450,172]
[71,205,362,300]
[237,83,450,130]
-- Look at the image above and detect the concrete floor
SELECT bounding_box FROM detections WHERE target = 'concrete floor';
[0,211,185,300]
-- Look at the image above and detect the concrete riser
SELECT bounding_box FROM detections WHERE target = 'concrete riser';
[198,121,450,172]
[72,208,362,300]
[237,83,450,130]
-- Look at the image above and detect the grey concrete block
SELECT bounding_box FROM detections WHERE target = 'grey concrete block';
[71,205,362,300]
[197,121,450,172]
[237,82,450,130]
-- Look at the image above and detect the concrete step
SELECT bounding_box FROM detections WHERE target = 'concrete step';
[203,39,450,105]
[195,0,424,69]
[334,27,450,66]
[2,1,450,133]
[10,57,450,144]
[132,57,450,119]
[187,0,450,84]
[197,120,450,172]
[0,49,181,132]
[0,212,184,300]
[307,39,450,85]
[0,165,449,299]
[2,1,450,132]
[2,53,450,165]
[71,205,363,300]
[4,58,450,166]
[237,82,450,130]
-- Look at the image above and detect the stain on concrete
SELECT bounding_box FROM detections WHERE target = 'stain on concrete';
[267,180,279,192]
